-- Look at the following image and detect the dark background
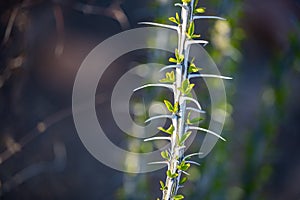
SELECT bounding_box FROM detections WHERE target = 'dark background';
[0,0,300,199]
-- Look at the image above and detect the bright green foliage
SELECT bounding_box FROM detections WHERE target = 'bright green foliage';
[158,124,174,135]
[135,0,229,198]
[187,112,204,125]
[164,100,174,112]
[173,101,179,113]
[194,7,206,14]
[194,0,199,7]
[181,0,191,3]
[169,49,184,64]
[164,100,179,113]
[177,161,191,171]
[178,79,195,95]
[188,21,194,36]
[169,57,177,63]
[160,71,175,83]
[179,177,188,185]
[187,21,201,39]
[161,150,169,160]
[167,170,178,178]
[169,12,181,25]
[188,58,202,73]
[179,131,192,145]
[159,181,167,191]
[173,194,185,200]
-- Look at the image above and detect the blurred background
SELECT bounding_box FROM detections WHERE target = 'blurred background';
[0,0,300,199]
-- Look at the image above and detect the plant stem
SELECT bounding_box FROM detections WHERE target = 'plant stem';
[134,1,229,199]
[163,2,190,200]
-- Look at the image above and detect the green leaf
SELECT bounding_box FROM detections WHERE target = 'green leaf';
[189,117,204,124]
[181,0,191,3]
[159,181,165,188]
[159,71,175,83]
[176,12,180,23]
[158,124,174,135]
[185,83,195,95]
[195,7,206,14]
[173,102,179,113]
[166,170,178,178]
[188,21,195,36]
[159,181,166,191]
[167,71,175,81]
[191,34,201,39]
[179,131,192,145]
[175,49,184,63]
[177,161,191,171]
[188,65,199,73]
[169,57,177,63]
[187,22,201,39]
[169,13,181,25]
[167,170,172,177]
[175,49,180,60]
[164,100,174,112]
[161,150,169,160]
[178,54,184,63]
[182,79,189,92]
[187,112,204,125]
[179,177,188,185]
[181,163,191,171]
[178,79,194,95]
[194,0,199,8]
[168,17,178,24]
[187,112,192,124]
[173,194,184,200]
[188,61,202,73]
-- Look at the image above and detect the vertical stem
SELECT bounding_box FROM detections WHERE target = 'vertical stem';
[162,2,191,200]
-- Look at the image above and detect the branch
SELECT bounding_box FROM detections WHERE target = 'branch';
[160,64,181,72]
[185,39,209,47]
[148,161,170,168]
[144,137,171,142]
[188,74,232,80]
[182,97,202,110]
[174,3,188,10]
[133,83,174,92]
[187,126,226,141]
[138,22,179,32]
[185,160,201,166]
[145,115,173,123]
[183,152,203,161]
[193,16,226,21]
[186,107,206,114]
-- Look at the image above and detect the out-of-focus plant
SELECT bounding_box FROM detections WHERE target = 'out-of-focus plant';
[134,0,231,199]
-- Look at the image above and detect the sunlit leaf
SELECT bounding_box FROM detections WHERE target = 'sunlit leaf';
[174,194,184,200]
[158,124,174,135]
[169,17,178,24]
[179,177,188,185]
[169,57,177,63]
[164,100,174,112]
[195,7,206,14]
[161,150,169,160]
[179,131,192,145]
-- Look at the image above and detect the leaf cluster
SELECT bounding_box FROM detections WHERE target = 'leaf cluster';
[160,71,175,83]
[188,58,202,73]
[169,12,181,25]
[164,100,179,113]
[187,21,200,39]
[178,79,194,95]
[169,49,184,64]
